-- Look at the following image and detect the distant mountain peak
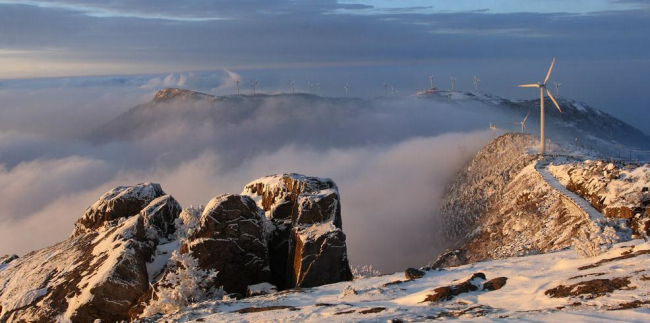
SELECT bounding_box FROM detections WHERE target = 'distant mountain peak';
[153,88,216,103]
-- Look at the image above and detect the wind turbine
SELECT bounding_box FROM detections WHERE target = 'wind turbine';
[508,111,531,133]
[391,86,397,99]
[450,76,457,91]
[315,83,321,96]
[518,58,562,154]
[473,76,481,92]
[307,81,312,94]
[251,80,258,94]
[429,75,434,90]
[287,80,295,94]
[344,83,349,97]
[236,80,240,95]
[554,82,562,97]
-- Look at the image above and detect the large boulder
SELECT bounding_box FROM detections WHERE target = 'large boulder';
[243,174,352,289]
[73,182,166,235]
[182,194,271,295]
[0,183,180,322]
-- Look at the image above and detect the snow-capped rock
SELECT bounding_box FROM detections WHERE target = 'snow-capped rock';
[243,174,352,289]
[0,183,180,322]
[73,182,166,236]
[181,194,271,295]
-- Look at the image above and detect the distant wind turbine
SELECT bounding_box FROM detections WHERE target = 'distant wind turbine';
[508,111,531,133]
[391,86,397,99]
[518,58,562,154]
[554,82,562,97]
[429,75,433,90]
[236,80,240,95]
[315,82,321,96]
[344,83,349,97]
[251,80,258,94]
[473,75,481,92]
[307,81,312,94]
[288,80,295,94]
[450,76,457,91]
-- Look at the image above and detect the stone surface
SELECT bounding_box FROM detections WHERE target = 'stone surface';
[0,183,178,323]
[73,182,166,235]
[405,268,425,280]
[483,277,508,291]
[184,194,271,295]
[243,174,352,289]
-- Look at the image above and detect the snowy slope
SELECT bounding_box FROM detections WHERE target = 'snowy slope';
[155,239,650,322]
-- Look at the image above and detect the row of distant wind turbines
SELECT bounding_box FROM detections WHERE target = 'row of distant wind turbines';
[234,72,563,99]
[234,58,563,154]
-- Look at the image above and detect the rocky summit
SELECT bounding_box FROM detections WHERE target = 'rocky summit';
[0,174,352,322]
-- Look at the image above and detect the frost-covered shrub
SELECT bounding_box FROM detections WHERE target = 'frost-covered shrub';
[142,250,221,316]
[339,285,357,299]
[175,205,204,240]
[351,265,381,279]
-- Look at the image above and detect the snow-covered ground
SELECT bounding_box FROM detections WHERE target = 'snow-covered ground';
[157,240,650,322]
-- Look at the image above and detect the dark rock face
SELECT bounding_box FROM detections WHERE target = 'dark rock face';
[243,174,352,289]
[141,194,183,238]
[405,268,425,280]
[183,194,271,295]
[288,228,351,288]
[483,277,508,291]
[0,254,18,266]
[73,182,166,235]
[0,183,179,323]
[423,273,486,303]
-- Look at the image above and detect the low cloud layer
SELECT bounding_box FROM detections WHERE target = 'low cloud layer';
[0,79,509,271]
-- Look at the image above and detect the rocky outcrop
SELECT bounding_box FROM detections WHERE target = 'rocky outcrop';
[182,194,271,295]
[153,88,216,103]
[243,174,352,289]
[440,133,539,239]
[435,133,631,268]
[0,183,180,323]
[73,182,166,236]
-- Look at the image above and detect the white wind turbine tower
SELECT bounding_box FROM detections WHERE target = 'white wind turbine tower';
[429,75,434,90]
[344,83,349,97]
[251,80,258,94]
[391,85,397,99]
[473,75,481,92]
[315,83,321,96]
[307,81,312,94]
[554,82,562,97]
[508,111,531,133]
[288,80,295,94]
[519,58,563,154]
[450,76,457,91]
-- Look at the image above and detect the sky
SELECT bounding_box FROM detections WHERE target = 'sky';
[0,0,649,270]
[0,0,649,132]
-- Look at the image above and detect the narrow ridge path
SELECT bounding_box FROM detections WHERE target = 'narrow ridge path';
[535,157,605,223]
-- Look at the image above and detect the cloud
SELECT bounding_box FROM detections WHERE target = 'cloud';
[0,81,511,271]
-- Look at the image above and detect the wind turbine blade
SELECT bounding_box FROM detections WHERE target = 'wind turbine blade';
[546,89,562,113]
[523,110,531,123]
[544,57,556,84]
[518,84,539,88]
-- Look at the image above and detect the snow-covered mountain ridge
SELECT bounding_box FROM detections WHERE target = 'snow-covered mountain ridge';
[91,88,650,157]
